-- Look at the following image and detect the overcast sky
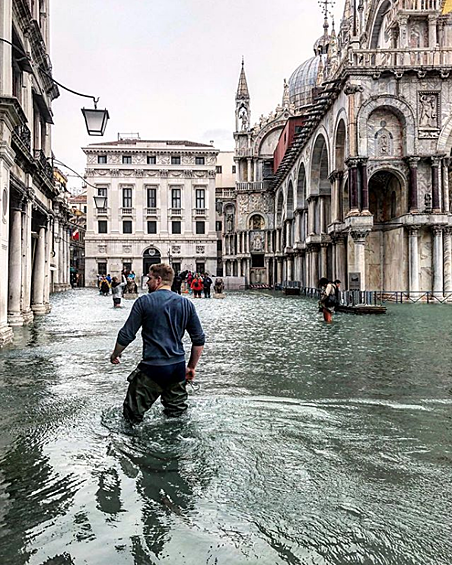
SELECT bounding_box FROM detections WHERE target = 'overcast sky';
[50,0,344,190]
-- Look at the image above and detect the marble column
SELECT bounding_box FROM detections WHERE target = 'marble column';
[407,157,420,212]
[336,236,347,288]
[428,15,437,47]
[294,211,301,244]
[32,224,47,314]
[398,16,409,48]
[360,158,369,212]
[351,230,368,290]
[331,240,337,280]
[432,226,444,296]
[442,158,450,214]
[43,219,51,310]
[346,158,359,213]
[276,259,282,284]
[21,197,33,323]
[308,199,315,234]
[320,243,328,279]
[431,157,441,212]
[287,256,294,281]
[312,245,319,288]
[319,197,326,233]
[408,226,420,295]
[443,228,452,295]
[7,206,23,326]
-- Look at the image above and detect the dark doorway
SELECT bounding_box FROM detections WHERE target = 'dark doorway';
[142,247,161,276]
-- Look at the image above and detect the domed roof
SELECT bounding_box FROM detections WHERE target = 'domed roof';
[288,54,327,110]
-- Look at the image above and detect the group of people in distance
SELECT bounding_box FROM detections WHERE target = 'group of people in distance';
[97,270,138,308]
[171,270,224,299]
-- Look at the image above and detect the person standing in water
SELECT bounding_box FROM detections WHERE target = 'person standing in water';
[110,264,205,423]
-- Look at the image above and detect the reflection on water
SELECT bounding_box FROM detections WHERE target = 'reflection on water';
[0,289,451,564]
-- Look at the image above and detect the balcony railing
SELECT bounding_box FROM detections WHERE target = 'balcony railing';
[348,48,452,70]
[194,208,206,216]
[397,0,441,10]
[13,124,31,151]
[120,207,133,215]
[169,208,182,216]
[145,207,157,215]
[95,207,108,215]
[34,149,53,181]
[236,181,268,192]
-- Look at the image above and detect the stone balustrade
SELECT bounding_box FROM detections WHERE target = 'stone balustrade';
[348,48,452,70]
[236,181,268,192]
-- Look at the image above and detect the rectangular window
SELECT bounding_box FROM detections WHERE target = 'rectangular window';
[147,155,156,164]
[171,156,181,165]
[232,165,236,173]
[195,156,205,165]
[195,189,205,209]
[216,165,222,174]
[172,262,181,273]
[172,221,181,234]
[98,155,107,164]
[123,262,132,272]
[122,187,132,208]
[97,262,107,276]
[196,262,205,274]
[195,221,205,234]
[83,206,87,213]
[122,155,132,164]
[147,188,157,208]
[216,221,222,232]
[123,220,133,234]
[98,220,107,234]
[147,220,157,234]
[171,188,181,209]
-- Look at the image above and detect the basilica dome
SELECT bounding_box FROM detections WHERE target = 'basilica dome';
[288,54,327,110]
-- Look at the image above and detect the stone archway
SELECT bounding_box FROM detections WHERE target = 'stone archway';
[366,170,407,291]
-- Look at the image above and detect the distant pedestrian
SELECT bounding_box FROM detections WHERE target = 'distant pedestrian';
[191,275,203,298]
[203,274,213,298]
[111,275,127,307]
[214,278,224,295]
[171,272,182,294]
[319,278,340,323]
[110,263,205,423]
[100,277,110,296]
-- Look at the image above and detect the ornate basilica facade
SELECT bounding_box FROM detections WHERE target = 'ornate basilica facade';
[222,0,452,296]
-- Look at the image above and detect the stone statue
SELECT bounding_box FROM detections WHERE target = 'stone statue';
[226,214,234,232]
[239,108,248,131]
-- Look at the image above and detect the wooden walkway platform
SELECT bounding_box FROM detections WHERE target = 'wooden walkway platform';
[337,304,387,315]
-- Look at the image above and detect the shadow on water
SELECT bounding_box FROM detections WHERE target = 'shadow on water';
[0,289,451,564]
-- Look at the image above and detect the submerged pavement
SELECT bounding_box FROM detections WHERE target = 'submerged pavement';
[0,288,451,564]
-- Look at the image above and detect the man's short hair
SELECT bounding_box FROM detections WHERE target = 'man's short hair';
[150,263,174,285]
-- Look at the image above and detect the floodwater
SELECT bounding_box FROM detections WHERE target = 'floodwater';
[0,289,451,565]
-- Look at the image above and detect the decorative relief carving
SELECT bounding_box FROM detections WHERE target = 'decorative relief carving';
[122,245,132,253]
[146,171,159,177]
[159,170,169,178]
[109,155,120,164]
[196,246,205,254]
[135,154,145,164]
[98,245,107,253]
[182,155,195,165]
[87,155,96,164]
[159,156,170,165]
[172,245,181,254]
[250,231,264,252]
[206,156,216,165]
[184,170,194,178]
[194,171,207,178]
[134,169,145,177]
[418,92,439,136]
[207,170,216,178]
[110,169,120,177]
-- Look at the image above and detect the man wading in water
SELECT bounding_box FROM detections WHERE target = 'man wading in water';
[110,264,205,423]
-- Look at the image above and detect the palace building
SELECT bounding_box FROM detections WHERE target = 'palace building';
[223,0,452,297]
[83,137,219,284]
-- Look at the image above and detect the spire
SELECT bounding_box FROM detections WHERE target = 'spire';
[319,0,335,35]
[236,57,250,101]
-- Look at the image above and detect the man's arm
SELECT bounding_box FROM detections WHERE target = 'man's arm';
[186,345,204,381]
[110,299,143,364]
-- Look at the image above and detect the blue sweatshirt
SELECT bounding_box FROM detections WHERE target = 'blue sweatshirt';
[117,290,205,366]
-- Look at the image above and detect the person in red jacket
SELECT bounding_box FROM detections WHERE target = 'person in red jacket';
[191,275,203,298]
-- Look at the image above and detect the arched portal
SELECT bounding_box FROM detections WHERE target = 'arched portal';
[366,169,407,291]
[311,134,329,195]
[143,246,162,276]
[370,1,391,49]
[368,170,404,222]
[296,163,307,209]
